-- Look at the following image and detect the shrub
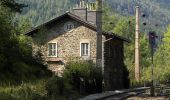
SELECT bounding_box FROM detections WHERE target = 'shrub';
[45,76,78,100]
[45,60,103,99]
[63,60,103,94]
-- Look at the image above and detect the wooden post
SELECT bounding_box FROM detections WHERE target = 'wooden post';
[135,6,140,81]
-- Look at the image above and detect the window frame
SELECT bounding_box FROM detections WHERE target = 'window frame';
[80,41,90,57]
[47,42,58,57]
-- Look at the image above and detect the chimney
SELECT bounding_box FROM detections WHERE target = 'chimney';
[73,0,87,21]
[73,0,98,25]
[87,2,97,25]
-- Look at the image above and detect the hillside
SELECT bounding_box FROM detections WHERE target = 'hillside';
[16,0,77,26]
[16,0,170,33]
[108,0,170,32]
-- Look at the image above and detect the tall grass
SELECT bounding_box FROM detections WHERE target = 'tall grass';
[0,80,47,100]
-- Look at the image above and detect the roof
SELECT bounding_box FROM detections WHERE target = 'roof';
[25,12,130,42]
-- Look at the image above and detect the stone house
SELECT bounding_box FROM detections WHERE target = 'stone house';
[25,4,130,90]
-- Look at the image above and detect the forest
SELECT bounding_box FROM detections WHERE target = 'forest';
[15,0,170,34]
[0,0,170,99]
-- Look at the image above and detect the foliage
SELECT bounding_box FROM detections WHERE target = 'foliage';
[63,60,103,94]
[33,26,48,46]
[113,17,135,40]
[16,0,78,26]
[16,17,32,34]
[0,0,25,12]
[106,16,136,81]
[107,0,170,33]
[102,2,170,86]
[0,80,47,100]
[0,32,51,83]
[44,61,103,99]
[102,5,153,85]
[0,1,52,84]
[147,25,170,82]
[45,76,78,100]
[14,0,170,35]
[102,3,119,32]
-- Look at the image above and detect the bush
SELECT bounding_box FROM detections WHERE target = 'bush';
[0,61,52,85]
[0,35,52,84]
[45,60,103,99]
[45,76,78,100]
[63,60,103,94]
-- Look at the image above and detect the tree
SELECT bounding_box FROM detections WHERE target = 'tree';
[151,25,170,82]
[0,1,50,83]
[0,0,25,12]
[108,15,151,84]
[141,25,170,83]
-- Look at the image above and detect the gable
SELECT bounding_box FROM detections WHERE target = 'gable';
[25,12,130,42]
[32,16,98,44]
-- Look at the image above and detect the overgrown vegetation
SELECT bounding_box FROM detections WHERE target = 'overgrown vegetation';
[0,80,47,100]
[45,60,103,100]
[64,61,103,94]
[0,60,103,100]
[0,6,51,84]
[0,1,51,99]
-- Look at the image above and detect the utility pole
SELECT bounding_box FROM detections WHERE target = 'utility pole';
[96,0,103,91]
[96,0,102,69]
[135,6,140,81]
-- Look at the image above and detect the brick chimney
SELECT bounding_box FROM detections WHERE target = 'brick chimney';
[73,0,97,25]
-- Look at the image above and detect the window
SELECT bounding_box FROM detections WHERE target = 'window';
[64,22,74,31]
[48,43,57,57]
[81,43,90,56]
[66,24,72,30]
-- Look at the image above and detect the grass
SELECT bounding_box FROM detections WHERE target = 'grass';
[0,78,81,100]
[0,79,47,100]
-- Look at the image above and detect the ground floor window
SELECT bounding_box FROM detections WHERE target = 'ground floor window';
[81,42,90,56]
[48,43,57,57]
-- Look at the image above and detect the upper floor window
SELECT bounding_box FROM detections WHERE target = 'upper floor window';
[64,22,74,31]
[48,43,57,57]
[81,43,90,56]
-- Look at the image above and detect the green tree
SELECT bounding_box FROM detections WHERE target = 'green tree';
[0,0,25,12]
[150,25,170,82]
[141,25,170,83]
[0,1,50,83]
[107,14,151,84]
[17,17,32,34]
[110,17,136,81]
